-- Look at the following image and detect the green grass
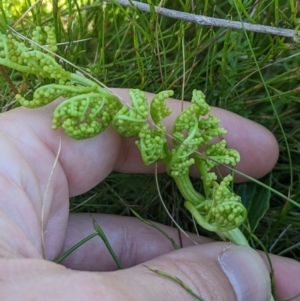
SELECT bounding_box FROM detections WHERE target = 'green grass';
[0,0,300,263]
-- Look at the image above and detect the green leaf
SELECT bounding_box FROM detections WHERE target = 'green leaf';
[235,173,272,232]
[0,16,8,33]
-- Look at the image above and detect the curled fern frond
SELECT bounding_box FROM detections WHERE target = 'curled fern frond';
[197,139,241,172]
[185,175,247,232]
[17,84,98,108]
[52,93,122,139]
[150,90,173,124]
[112,89,148,137]
[136,124,167,166]
[0,28,70,80]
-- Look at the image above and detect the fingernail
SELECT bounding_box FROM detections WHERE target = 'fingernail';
[218,245,271,301]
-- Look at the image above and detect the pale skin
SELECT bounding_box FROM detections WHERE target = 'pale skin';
[0,88,299,300]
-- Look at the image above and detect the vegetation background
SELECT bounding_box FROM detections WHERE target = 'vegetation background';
[0,0,299,264]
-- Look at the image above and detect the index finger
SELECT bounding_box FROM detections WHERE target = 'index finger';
[2,88,278,197]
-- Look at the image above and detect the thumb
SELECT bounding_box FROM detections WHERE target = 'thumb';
[113,242,271,301]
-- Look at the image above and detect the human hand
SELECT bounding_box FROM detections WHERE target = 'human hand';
[0,88,299,301]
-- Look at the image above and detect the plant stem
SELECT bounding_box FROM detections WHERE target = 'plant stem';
[69,72,109,94]
[93,220,123,269]
[172,173,205,205]
[216,228,249,246]
[0,65,18,95]
[105,0,300,38]
[54,232,98,264]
